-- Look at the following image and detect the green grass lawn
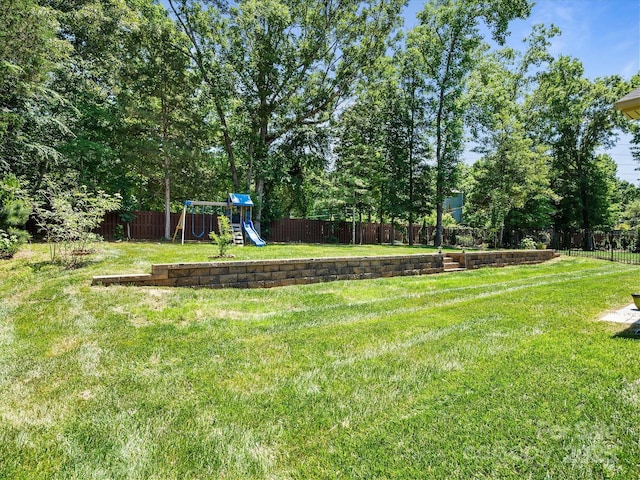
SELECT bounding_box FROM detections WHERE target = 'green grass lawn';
[2,242,640,479]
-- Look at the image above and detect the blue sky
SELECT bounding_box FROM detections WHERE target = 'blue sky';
[404,0,639,79]
[404,0,640,184]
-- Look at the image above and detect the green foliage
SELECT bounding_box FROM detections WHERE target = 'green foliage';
[326,235,340,244]
[456,234,475,248]
[621,198,640,229]
[0,230,20,259]
[464,26,559,245]
[409,0,532,246]
[531,57,627,232]
[1,0,634,252]
[537,231,551,246]
[330,55,433,241]
[0,175,31,249]
[209,215,234,257]
[424,211,457,228]
[113,224,125,241]
[519,236,537,249]
[171,0,405,232]
[0,0,72,181]
[34,178,121,267]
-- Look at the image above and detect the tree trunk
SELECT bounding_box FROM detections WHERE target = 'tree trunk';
[408,81,416,246]
[435,197,444,247]
[215,100,240,191]
[433,32,459,249]
[409,215,414,246]
[251,85,270,236]
[390,216,395,245]
[378,191,384,244]
[352,206,356,245]
[254,178,264,235]
[578,159,593,251]
[164,158,171,240]
[162,100,171,240]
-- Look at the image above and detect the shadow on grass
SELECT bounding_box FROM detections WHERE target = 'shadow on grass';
[28,260,57,273]
[28,257,99,272]
[613,320,640,339]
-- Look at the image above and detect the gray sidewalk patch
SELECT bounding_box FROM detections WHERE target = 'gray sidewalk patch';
[601,304,640,324]
[603,304,640,338]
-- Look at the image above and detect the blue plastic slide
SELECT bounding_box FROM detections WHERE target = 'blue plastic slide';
[243,220,267,247]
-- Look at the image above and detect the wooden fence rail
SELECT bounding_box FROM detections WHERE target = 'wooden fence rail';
[27,211,425,244]
[36,210,616,249]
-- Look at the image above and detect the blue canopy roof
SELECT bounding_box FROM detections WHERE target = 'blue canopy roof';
[228,193,254,206]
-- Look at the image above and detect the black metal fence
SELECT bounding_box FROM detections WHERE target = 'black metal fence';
[552,229,640,265]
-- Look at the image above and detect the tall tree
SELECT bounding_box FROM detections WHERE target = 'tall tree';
[395,47,431,245]
[333,93,384,239]
[51,0,156,198]
[49,0,220,235]
[408,0,532,246]
[531,56,628,246]
[169,0,405,233]
[333,55,433,245]
[120,3,208,239]
[465,26,556,245]
[0,0,71,185]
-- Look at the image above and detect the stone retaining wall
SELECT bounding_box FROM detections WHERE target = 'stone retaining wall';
[92,254,444,289]
[92,250,557,289]
[447,249,556,269]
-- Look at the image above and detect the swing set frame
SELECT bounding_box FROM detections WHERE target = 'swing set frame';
[172,200,227,244]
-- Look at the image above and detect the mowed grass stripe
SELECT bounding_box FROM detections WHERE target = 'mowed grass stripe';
[202,260,630,336]
[231,268,640,477]
[2,244,640,479]
[214,260,632,387]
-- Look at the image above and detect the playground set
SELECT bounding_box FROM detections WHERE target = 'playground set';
[172,193,266,247]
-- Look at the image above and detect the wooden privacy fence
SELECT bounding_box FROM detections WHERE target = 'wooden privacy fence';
[26,210,435,244]
[30,210,576,248]
[97,211,222,241]
[26,211,215,242]
[84,211,420,244]
[265,218,416,244]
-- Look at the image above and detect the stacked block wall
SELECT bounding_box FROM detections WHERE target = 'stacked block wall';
[93,254,444,289]
[446,250,556,269]
[93,250,556,289]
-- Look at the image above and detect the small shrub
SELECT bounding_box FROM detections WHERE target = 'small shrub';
[35,178,121,268]
[0,230,20,259]
[326,235,339,244]
[537,231,551,246]
[519,237,537,250]
[113,224,125,241]
[457,234,475,248]
[0,174,32,256]
[209,216,234,257]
